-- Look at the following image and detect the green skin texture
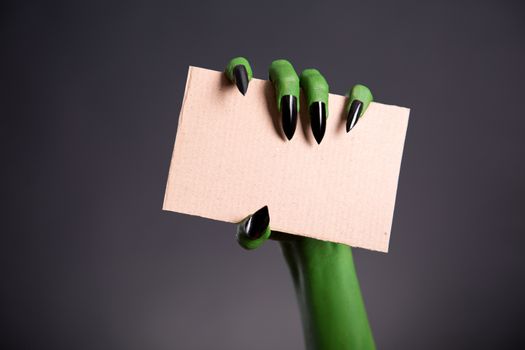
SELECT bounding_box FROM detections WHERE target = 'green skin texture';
[227,58,375,350]
[269,59,300,112]
[225,57,253,82]
[347,84,373,116]
[280,238,375,350]
[300,69,330,117]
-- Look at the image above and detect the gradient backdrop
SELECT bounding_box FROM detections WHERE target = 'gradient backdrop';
[2,1,524,349]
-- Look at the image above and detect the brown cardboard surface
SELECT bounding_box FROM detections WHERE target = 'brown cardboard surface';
[163,66,410,252]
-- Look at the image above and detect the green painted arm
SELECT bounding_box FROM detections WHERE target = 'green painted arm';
[230,57,376,350]
[237,220,376,350]
[280,238,375,350]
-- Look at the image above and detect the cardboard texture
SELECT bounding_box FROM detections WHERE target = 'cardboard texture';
[163,66,410,252]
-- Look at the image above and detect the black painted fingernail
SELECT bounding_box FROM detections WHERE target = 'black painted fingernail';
[244,206,270,239]
[310,102,326,144]
[233,65,249,95]
[281,95,297,140]
[346,100,363,132]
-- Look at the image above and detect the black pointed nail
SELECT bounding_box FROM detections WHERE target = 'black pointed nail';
[233,65,249,95]
[281,95,297,140]
[346,100,363,132]
[309,102,326,144]
[244,206,270,239]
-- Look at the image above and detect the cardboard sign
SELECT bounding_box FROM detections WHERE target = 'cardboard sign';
[163,66,410,252]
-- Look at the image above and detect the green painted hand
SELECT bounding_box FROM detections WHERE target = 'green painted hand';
[226,57,375,350]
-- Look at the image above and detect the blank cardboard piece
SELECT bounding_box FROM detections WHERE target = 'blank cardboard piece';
[163,66,410,252]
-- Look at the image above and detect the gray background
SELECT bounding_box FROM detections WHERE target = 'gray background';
[2,0,524,349]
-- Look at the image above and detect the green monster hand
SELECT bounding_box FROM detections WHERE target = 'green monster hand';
[226,57,375,350]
